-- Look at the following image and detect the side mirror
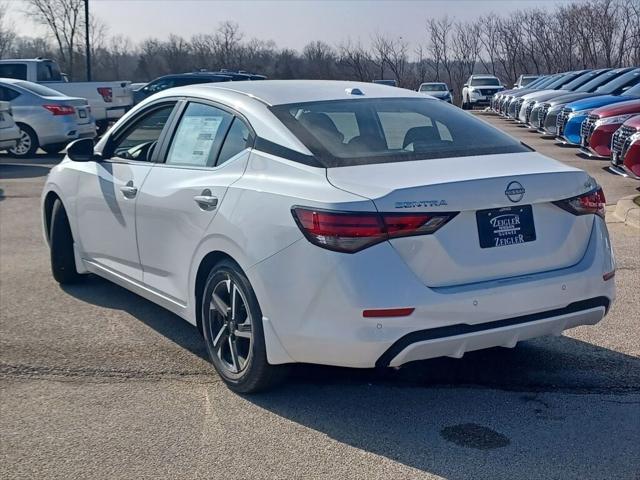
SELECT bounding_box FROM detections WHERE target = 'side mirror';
[449,89,454,93]
[67,138,98,162]
[463,84,468,88]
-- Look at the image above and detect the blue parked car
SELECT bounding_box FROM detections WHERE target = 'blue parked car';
[557,74,640,145]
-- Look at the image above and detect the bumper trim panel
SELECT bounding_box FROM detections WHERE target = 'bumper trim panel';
[375,296,610,368]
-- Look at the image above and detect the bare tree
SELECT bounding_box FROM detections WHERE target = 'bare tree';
[24,0,84,78]
[338,39,372,81]
[0,2,15,57]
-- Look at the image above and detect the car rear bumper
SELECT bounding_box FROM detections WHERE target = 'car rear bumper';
[0,125,20,149]
[250,216,615,368]
[377,297,607,367]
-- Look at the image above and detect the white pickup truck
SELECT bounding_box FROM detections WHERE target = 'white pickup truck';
[0,58,133,133]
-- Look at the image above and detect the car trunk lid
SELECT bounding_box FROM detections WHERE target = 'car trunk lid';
[326,152,596,287]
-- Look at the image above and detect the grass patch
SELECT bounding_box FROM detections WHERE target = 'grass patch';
[634,196,640,208]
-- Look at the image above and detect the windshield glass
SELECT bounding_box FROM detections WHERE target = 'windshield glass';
[470,77,500,86]
[420,84,447,92]
[546,72,581,89]
[530,75,560,89]
[575,70,625,92]
[562,71,606,91]
[597,70,640,94]
[15,81,65,97]
[621,83,640,97]
[270,97,527,167]
[520,76,539,86]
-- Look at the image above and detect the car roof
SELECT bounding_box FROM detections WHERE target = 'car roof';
[165,80,427,106]
[159,73,231,80]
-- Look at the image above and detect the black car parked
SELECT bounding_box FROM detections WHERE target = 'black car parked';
[133,70,266,104]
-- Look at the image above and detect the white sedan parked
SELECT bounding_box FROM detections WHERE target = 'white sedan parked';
[42,80,616,392]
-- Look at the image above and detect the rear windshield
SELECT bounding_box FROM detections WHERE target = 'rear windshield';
[470,78,500,86]
[270,97,528,168]
[420,83,447,91]
[15,81,65,97]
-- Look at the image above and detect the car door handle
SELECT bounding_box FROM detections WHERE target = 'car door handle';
[194,189,218,210]
[120,182,138,199]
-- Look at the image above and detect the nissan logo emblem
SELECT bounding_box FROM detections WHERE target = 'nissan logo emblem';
[505,181,525,203]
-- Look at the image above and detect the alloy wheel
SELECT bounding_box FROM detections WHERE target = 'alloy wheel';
[11,130,32,156]
[207,276,253,375]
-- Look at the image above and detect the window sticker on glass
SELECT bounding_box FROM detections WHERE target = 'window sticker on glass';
[167,113,225,166]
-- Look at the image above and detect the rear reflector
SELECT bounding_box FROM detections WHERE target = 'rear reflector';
[553,187,606,219]
[603,270,615,281]
[292,207,458,253]
[363,308,415,318]
[43,104,76,116]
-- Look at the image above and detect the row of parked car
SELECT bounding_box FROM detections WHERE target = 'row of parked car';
[490,68,640,180]
[0,58,266,157]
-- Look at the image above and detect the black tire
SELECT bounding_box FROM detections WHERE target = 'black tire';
[202,259,289,393]
[49,199,83,284]
[41,143,67,155]
[8,124,38,158]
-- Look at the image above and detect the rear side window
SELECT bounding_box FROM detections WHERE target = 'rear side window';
[165,102,232,167]
[217,117,251,166]
[0,64,27,80]
[270,97,528,167]
[0,87,20,101]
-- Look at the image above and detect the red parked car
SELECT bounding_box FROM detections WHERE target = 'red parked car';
[610,115,640,179]
[580,99,640,158]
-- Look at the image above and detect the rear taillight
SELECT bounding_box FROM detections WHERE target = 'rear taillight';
[553,187,606,219]
[43,104,76,116]
[291,207,458,253]
[97,87,113,102]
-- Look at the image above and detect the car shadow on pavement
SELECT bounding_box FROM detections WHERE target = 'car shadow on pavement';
[62,275,209,362]
[0,153,64,179]
[247,341,640,479]
[60,275,640,478]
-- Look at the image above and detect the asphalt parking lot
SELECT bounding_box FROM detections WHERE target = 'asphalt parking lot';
[1,116,639,480]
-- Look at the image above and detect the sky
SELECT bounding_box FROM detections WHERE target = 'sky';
[7,0,577,51]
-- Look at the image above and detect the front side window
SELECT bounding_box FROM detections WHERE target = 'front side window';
[36,62,63,82]
[271,97,528,167]
[165,103,232,167]
[110,104,175,161]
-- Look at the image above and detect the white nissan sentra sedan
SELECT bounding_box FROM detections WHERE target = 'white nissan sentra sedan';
[41,80,616,392]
